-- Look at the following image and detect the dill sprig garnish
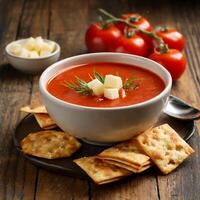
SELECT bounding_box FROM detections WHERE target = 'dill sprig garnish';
[62,76,93,96]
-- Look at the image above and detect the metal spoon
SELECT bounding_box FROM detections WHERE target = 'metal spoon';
[164,95,200,120]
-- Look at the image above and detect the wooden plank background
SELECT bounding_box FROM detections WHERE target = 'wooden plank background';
[0,0,199,199]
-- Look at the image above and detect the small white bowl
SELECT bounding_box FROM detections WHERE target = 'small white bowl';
[5,39,61,74]
[40,53,172,145]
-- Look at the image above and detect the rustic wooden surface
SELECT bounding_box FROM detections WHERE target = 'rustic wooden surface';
[0,0,199,199]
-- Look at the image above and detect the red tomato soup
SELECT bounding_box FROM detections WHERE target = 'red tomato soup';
[47,62,165,107]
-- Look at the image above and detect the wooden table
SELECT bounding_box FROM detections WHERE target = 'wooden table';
[0,0,199,199]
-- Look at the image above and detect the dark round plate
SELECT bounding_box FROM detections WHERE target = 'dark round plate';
[14,113,196,179]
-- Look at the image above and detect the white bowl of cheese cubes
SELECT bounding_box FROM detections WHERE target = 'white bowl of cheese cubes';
[5,36,60,74]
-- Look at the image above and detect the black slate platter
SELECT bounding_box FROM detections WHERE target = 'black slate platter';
[14,113,196,179]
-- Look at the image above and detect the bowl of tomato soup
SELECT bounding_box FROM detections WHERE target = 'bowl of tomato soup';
[39,53,172,144]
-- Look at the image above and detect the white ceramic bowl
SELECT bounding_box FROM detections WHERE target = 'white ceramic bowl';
[39,53,172,144]
[5,39,61,74]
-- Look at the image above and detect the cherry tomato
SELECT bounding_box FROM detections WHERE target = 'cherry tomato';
[109,33,148,56]
[116,13,153,54]
[149,49,186,81]
[155,26,185,51]
[116,13,153,32]
[85,23,122,52]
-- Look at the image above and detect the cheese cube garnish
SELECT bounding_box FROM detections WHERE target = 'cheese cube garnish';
[104,74,123,89]
[104,88,119,100]
[29,51,39,58]
[87,79,104,96]
[9,43,22,56]
[120,89,126,98]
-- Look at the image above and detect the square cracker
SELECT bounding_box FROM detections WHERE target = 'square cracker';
[20,105,48,113]
[20,105,56,129]
[34,113,57,129]
[74,157,131,184]
[98,139,151,170]
[101,159,151,173]
[137,124,194,174]
[21,130,81,159]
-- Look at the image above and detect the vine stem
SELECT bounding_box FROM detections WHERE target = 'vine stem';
[99,8,169,53]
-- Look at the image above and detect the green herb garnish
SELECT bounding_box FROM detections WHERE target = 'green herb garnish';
[123,74,143,90]
[62,76,92,96]
[93,71,105,83]
[62,71,143,96]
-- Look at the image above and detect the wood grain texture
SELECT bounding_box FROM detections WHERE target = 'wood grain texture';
[0,1,37,200]
[156,1,200,200]
[91,170,159,200]
[0,0,199,200]
[35,1,89,199]
[0,0,23,67]
[0,0,50,200]
[35,171,88,200]
[49,0,88,58]
[15,1,61,200]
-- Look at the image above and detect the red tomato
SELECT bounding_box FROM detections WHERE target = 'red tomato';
[149,49,186,81]
[116,13,153,54]
[109,34,148,56]
[85,23,121,52]
[156,27,185,51]
[116,13,153,32]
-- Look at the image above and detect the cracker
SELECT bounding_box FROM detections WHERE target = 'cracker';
[20,105,47,113]
[21,130,81,159]
[20,105,57,129]
[74,157,131,184]
[98,139,151,169]
[34,113,57,129]
[101,159,151,173]
[137,124,194,174]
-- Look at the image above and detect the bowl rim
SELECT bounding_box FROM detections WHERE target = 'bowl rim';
[5,38,61,60]
[39,52,172,111]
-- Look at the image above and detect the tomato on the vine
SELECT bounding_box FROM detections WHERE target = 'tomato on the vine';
[85,23,121,52]
[115,13,153,53]
[155,26,185,51]
[149,49,186,81]
[109,32,148,56]
[84,10,187,81]
[116,13,153,32]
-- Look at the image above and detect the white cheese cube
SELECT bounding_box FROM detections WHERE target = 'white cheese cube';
[19,48,30,58]
[9,43,22,56]
[24,37,36,51]
[40,42,53,52]
[29,51,39,58]
[104,74,123,89]
[104,88,119,100]
[36,36,43,41]
[87,79,104,96]
[34,36,44,52]
[40,50,52,57]
[120,89,126,98]
[48,41,56,52]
